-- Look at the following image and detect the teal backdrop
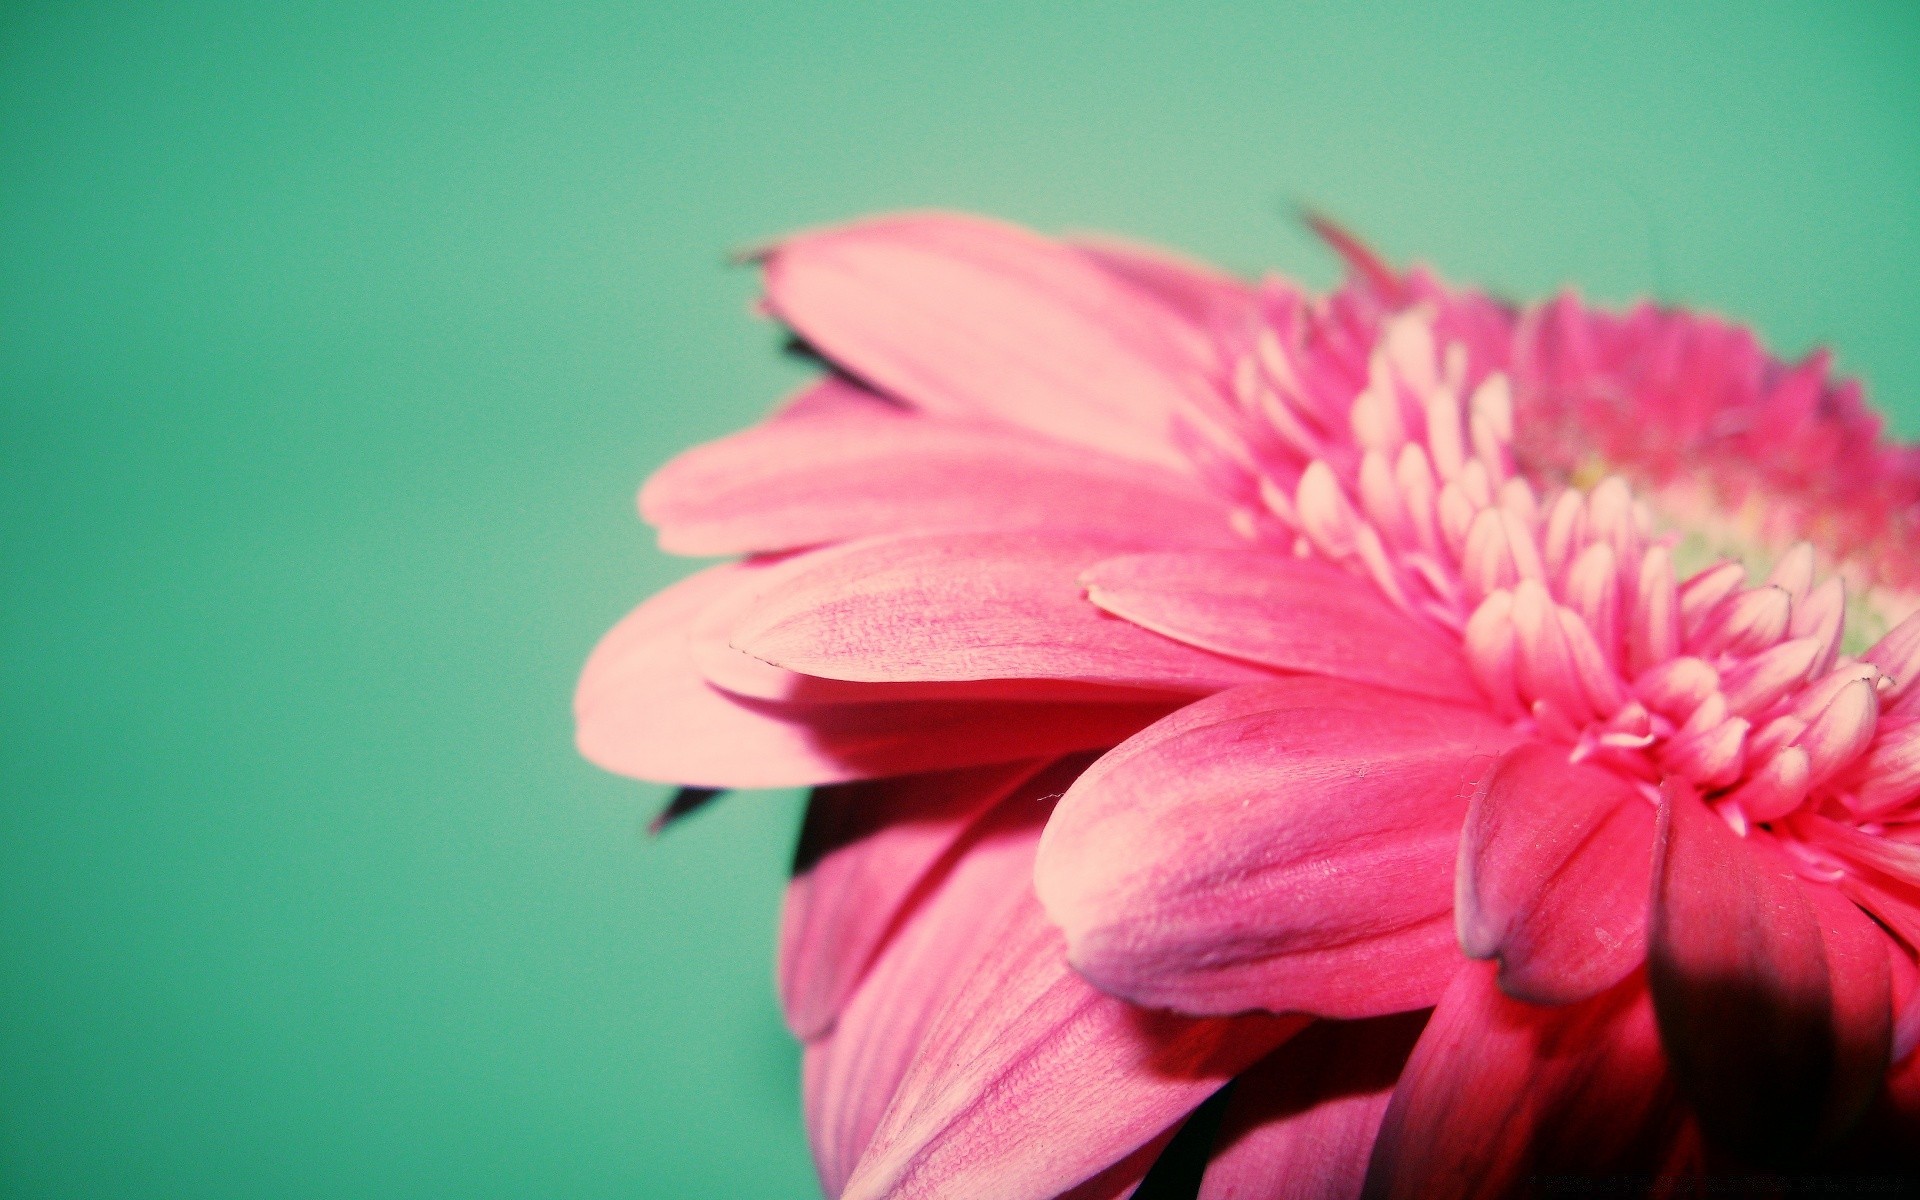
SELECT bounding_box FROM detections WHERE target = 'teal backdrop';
[4,3,1917,1195]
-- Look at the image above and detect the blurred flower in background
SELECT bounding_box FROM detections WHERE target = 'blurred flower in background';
[576,212,1920,1196]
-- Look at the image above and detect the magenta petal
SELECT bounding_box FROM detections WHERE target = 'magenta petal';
[841,897,1302,1200]
[1083,550,1481,704]
[643,408,1237,557]
[762,212,1207,470]
[1035,678,1520,1018]
[1456,742,1655,1004]
[1363,963,1677,1199]
[730,532,1279,693]
[779,760,1053,1041]
[1198,1014,1425,1200]
[1648,782,1849,1162]
[577,564,1174,786]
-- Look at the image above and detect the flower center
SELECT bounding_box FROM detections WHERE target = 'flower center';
[1186,303,1919,871]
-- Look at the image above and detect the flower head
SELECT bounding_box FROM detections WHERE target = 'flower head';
[577,212,1920,1195]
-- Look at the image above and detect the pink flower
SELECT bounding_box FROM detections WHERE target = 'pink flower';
[576,212,1920,1196]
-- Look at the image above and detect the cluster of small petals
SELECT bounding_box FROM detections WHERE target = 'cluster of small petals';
[1204,301,1920,863]
[1512,292,1920,599]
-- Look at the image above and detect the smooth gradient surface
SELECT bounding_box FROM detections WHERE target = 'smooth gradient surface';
[3,3,1917,1195]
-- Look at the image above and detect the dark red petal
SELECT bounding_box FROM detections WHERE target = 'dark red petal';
[1199,1014,1426,1200]
[1363,963,1679,1199]
[1648,781,1834,1163]
[1456,742,1654,1003]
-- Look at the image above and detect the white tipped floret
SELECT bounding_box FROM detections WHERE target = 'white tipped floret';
[1864,608,1920,702]
[1464,590,1522,717]
[1767,542,1816,606]
[1679,561,1749,639]
[1296,461,1359,558]
[1628,547,1680,676]
[1799,678,1878,786]
[1693,585,1792,659]
[1720,636,1824,718]
[1469,372,1514,442]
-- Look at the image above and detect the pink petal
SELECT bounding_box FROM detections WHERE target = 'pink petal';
[1198,1014,1426,1200]
[1035,678,1521,1018]
[1648,782,1856,1162]
[768,373,905,421]
[801,794,1055,1196]
[577,564,1173,786]
[688,552,1153,706]
[1071,236,1258,329]
[1456,742,1655,1004]
[643,408,1237,557]
[730,532,1280,693]
[1082,550,1481,705]
[780,759,1057,1041]
[841,891,1303,1200]
[762,212,1207,470]
[1363,964,1678,1199]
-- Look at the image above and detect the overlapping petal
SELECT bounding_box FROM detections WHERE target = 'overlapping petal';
[1456,742,1654,1004]
[729,532,1279,694]
[577,563,1174,786]
[762,212,1210,470]
[1035,677,1520,1017]
[645,404,1237,557]
[1363,963,1681,1199]
[1082,549,1480,704]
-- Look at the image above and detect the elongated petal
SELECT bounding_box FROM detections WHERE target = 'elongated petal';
[731,532,1278,693]
[1082,551,1481,704]
[1456,742,1655,1003]
[644,409,1236,557]
[577,565,1172,786]
[1199,1015,1426,1200]
[1036,678,1520,1017]
[763,212,1206,469]
[1072,236,1258,328]
[1363,964,1678,1199]
[780,760,1054,1041]
[802,794,1054,1196]
[1803,882,1894,1146]
[1649,783,1836,1163]
[843,909,1300,1200]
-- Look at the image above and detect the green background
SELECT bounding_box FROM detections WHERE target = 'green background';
[4,2,1917,1195]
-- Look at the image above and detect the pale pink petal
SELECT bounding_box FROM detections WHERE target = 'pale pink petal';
[1035,678,1521,1018]
[780,759,1056,1041]
[1456,742,1655,1003]
[1082,550,1481,704]
[643,408,1237,557]
[687,553,1157,706]
[1198,1015,1426,1200]
[1648,782,1852,1162]
[841,892,1303,1200]
[577,564,1173,786]
[763,212,1210,469]
[1363,964,1678,1199]
[1071,235,1259,328]
[730,532,1280,693]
